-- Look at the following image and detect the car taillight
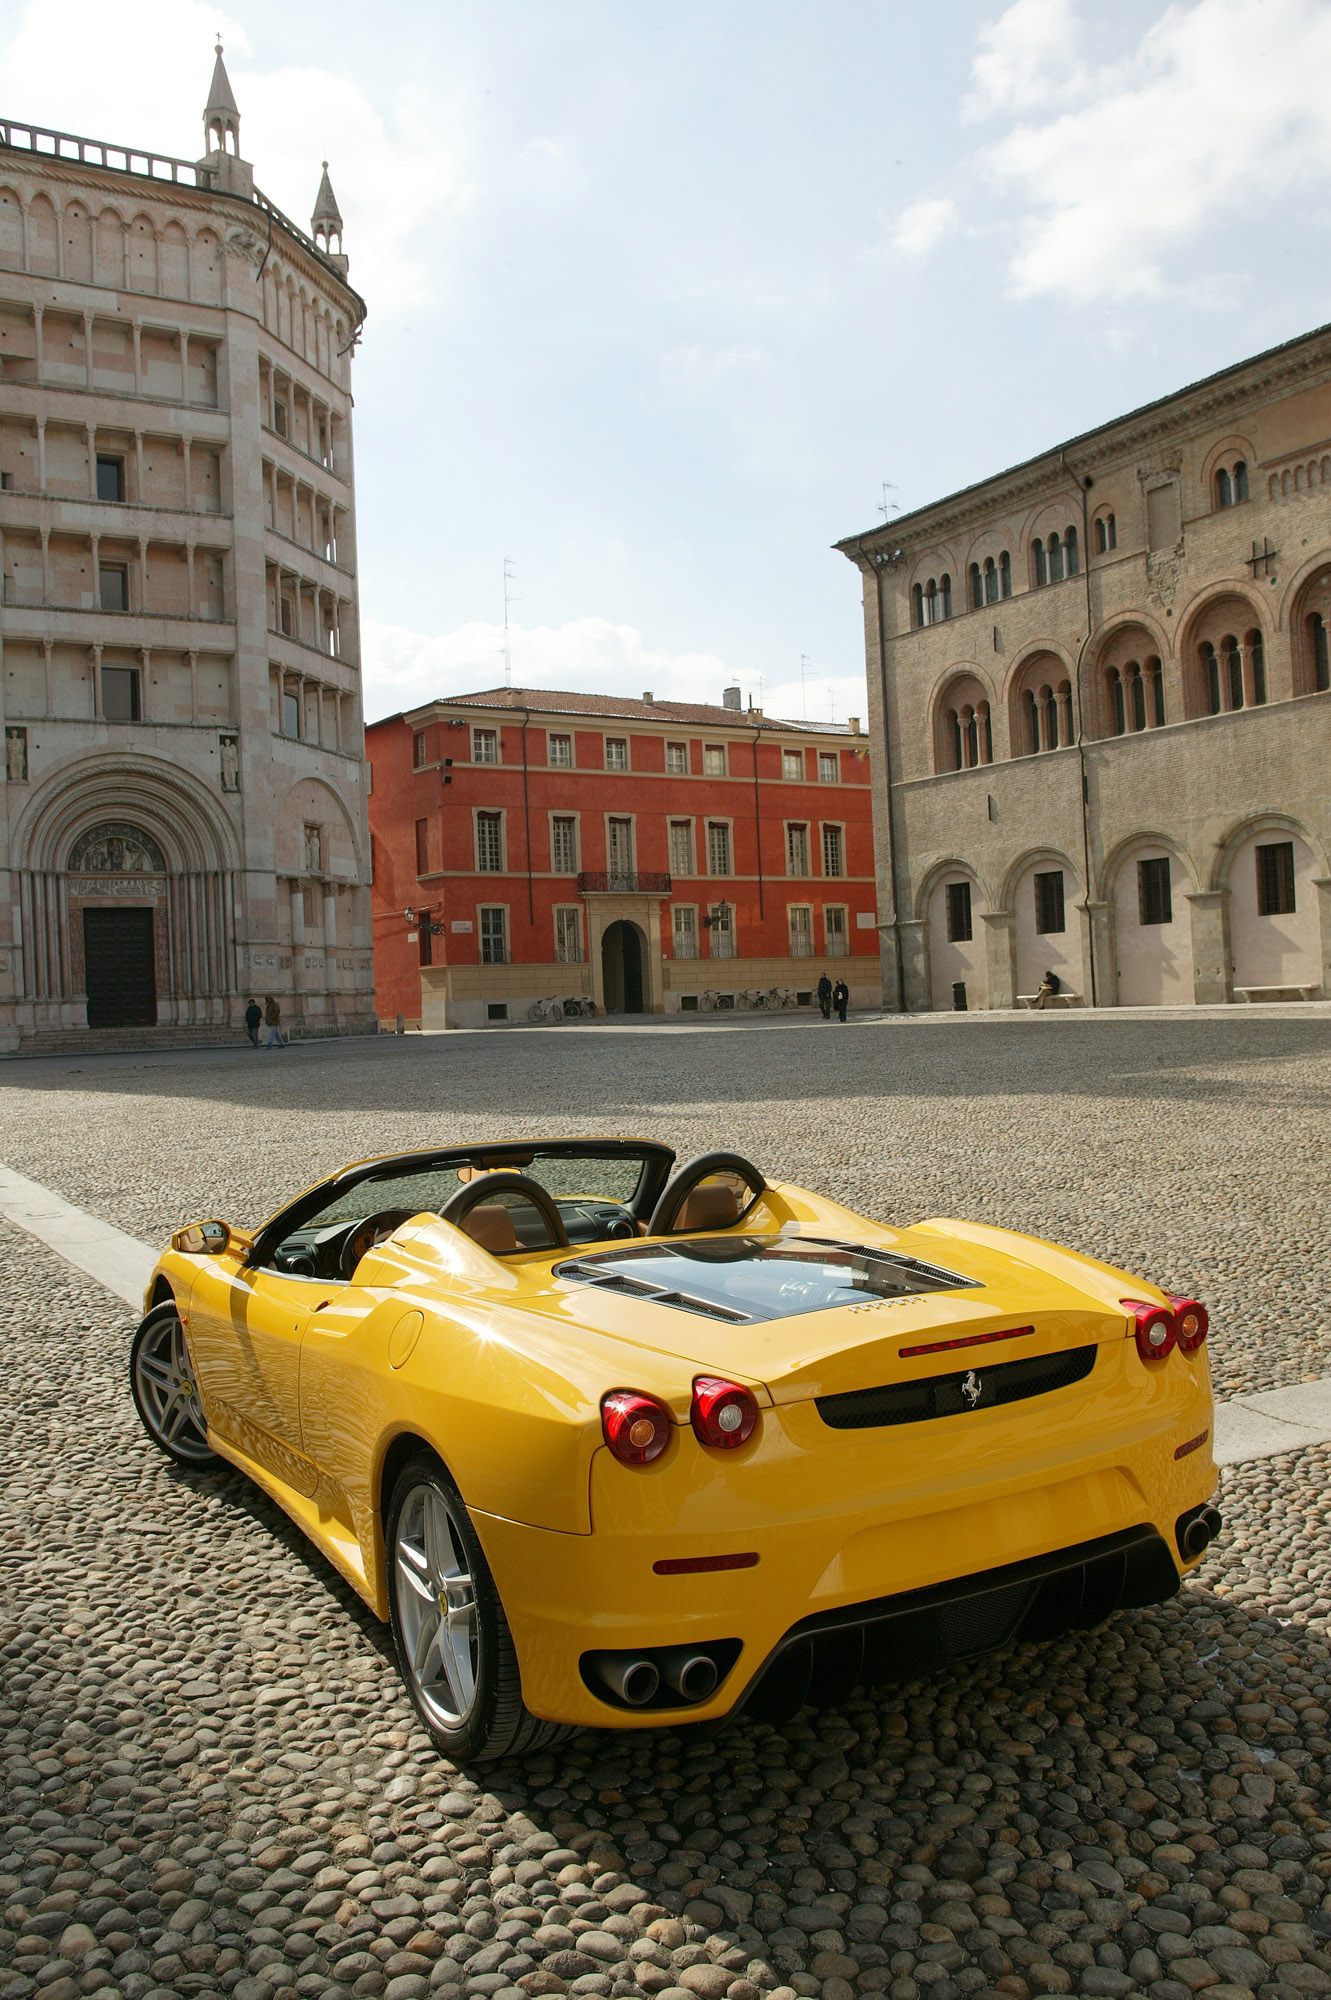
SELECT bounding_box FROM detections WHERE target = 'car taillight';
[601,1390,672,1465]
[1169,1296,1209,1352]
[691,1376,759,1449]
[1123,1298,1176,1362]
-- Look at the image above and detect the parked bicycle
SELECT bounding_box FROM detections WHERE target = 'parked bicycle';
[527,996,564,1023]
[562,996,596,1017]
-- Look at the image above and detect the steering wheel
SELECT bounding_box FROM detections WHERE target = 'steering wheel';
[438,1172,570,1250]
[340,1207,419,1280]
[647,1152,767,1237]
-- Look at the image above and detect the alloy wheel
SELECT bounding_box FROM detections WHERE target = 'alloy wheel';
[393,1481,479,1727]
[132,1310,213,1464]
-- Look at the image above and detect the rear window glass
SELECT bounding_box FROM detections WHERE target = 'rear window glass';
[556,1236,979,1324]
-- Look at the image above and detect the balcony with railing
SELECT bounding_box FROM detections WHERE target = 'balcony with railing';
[576,871,672,896]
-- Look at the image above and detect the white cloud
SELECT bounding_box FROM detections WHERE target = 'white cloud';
[0,0,470,313]
[964,0,1085,120]
[890,197,959,258]
[971,0,1331,303]
[362,616,866,732]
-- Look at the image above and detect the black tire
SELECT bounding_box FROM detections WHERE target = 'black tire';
[385,1451,570,1762]
[129,1301,218,1468]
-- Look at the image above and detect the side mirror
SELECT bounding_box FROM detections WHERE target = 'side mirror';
[172,1219,235,1256]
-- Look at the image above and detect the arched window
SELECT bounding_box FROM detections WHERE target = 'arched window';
[1023,686,1040,753]
[1202,642,1221,714]
[948,708,963,769]
[970,563,983,610]
[1224,635,1243,710]
[940,573,952,620]
[1128,663,1146,732]
[1058,680,1073,745]
[913,583,924,628]
[1033,539,1047,587]
[1310,612,1330,692]
[925,579,939,625]
[1216,467,1233,509]
[1048,534,1065,583]
[1094,513,1117,553]
[1109,668,1126,736]
[1065,526,1079,575]
[980,702,993,762]
[999,550,1011,597]
[1248,628,1266,705]
[1233,461,1249,502]
[984,556,998,605]
[1041,685,1058,750]
[965,708,979,766]
[1148,658,1165,726]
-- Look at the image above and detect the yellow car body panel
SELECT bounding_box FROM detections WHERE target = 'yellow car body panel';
[145,1158,1217,1731]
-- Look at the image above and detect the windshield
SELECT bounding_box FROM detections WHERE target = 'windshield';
[556,1236,979,1324]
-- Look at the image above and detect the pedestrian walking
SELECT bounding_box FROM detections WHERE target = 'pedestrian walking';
[263,995,287,1048]
[816,972,833,1021]
[244,997,262,1047]
[832,978,850,1023]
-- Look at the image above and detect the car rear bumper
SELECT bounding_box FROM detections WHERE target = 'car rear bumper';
[472,1400,1217,1727]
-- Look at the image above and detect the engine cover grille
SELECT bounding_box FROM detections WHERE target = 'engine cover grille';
[816,1342,1097,1429]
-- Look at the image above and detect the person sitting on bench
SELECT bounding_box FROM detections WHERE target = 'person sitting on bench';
[1035,969,1062,1010]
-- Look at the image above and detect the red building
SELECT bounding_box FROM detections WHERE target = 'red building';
[366,687,878,1027]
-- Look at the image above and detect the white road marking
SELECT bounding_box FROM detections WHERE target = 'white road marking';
[0,1162,155,1309]
[0,1160,1327,1466]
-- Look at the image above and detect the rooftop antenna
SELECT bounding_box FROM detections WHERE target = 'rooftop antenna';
[879,481,899,520]
[501,557,516,689]
[800,653,812,720]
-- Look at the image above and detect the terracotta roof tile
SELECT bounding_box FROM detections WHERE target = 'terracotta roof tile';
[408,686,856,735]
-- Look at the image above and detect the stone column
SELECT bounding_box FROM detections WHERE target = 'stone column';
[1185,888,1228,1004]
[897,917,927,1011]
[980,908,1016,1011]
[35,419,45,493]
[182,436,192,511]
[86,423,98,498]
[131,320,142,396]
[81,313,93,388]
[31,305,43,386]
[1312,878,1331,1000]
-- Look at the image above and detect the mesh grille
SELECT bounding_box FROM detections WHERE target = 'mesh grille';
[816,1343,1097,1429]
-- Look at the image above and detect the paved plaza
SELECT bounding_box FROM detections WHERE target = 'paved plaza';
[2,1014,1331,2000]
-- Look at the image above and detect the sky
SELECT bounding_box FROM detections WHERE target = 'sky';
[5,0,1331,725]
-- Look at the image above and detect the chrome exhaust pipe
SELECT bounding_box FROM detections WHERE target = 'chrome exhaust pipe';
[1181,1506,1223,1559]
[658,1646,719,1704]
[593,1655,660,1707]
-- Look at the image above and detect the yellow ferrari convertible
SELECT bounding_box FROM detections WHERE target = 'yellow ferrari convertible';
[129,1138,1219,1760]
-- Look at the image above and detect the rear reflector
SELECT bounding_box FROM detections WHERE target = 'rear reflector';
[1175,1429,1209,1460]
[653,1552,760,1575]
[899,1325,1033,1359]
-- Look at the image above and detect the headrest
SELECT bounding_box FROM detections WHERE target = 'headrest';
[674,1183,740,1233]
[461,1203,519,1253]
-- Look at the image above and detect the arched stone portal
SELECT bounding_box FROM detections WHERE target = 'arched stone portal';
[601,920,645,1013]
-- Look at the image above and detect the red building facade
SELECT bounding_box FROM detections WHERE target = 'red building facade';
[367,688,878,1027]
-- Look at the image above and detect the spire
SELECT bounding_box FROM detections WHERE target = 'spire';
[312,161,348,270]
[203,40,241,156]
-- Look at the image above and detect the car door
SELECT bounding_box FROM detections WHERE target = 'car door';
[186,1256,340,1495]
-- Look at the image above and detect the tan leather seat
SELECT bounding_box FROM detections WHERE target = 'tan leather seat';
[462,1203,519,1253]
[674,1183,740,1232]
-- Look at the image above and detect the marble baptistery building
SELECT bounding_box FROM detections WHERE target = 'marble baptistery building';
[0,51,374,1051]
[838,325,1331,1012]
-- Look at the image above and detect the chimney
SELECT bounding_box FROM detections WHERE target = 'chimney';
[642,690,654,703]
[722,686,742,711]
[848,715,861,735]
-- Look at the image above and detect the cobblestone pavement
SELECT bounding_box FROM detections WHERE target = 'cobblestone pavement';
[3,1016,1331,2000]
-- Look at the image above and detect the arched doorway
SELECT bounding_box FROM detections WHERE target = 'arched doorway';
[70,822,165,1028]
[601,920,644,1013]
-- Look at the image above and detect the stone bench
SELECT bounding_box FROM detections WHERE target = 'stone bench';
[1017,991,1082,1009]
[1234,984,1321,1003]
